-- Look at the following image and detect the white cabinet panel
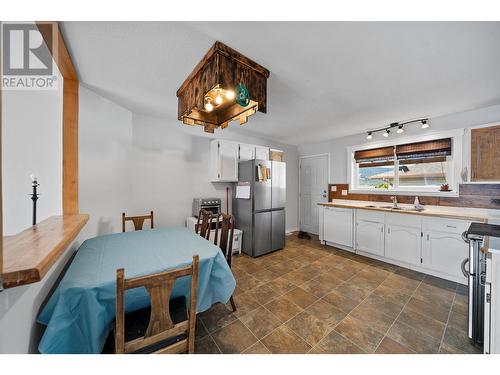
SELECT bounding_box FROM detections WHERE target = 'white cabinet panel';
[255,145,270,160]
[323,207,353,248]
[238,143,255,161]
[385,223,421,266]
[422,231,468,281]
[356,219,385,256]
[211,140,239,182]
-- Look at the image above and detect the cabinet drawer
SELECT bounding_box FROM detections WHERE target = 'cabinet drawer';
[422,216,470,235]
[386,212,421,229]
[356,209,385,223]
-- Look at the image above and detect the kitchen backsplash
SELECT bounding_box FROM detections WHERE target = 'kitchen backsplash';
[328,183,500,209]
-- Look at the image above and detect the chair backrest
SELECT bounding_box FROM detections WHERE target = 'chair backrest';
[213,214,234,267]
[115,255,199,354]
[122,211,154,232]
[196,209,212,239]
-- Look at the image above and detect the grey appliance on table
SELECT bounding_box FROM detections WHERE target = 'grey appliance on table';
[192,198,221,217]
[462,222,500,350]
[233,159,286,257]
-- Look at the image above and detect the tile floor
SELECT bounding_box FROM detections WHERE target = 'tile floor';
[195,234,482,354]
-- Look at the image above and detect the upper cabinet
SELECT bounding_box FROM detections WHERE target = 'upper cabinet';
[210,140,270,182]
[471,124,500,181]
[238,143,256,161]
[255,145,270,160]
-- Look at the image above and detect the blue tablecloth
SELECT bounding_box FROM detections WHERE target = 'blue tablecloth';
[37,227,236,354]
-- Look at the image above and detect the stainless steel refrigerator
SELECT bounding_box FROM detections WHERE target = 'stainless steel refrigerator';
[233,159,286,257]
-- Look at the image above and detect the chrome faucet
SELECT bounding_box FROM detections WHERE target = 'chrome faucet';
[390,196,398,209]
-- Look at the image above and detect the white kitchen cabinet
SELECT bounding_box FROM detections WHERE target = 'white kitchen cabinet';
[385,213,422,266]
[323,206,353,248]
[422,231,468,281]
[255,145,270,160]
[211,140,273,182]
[238,143,255,161]
[421,217,470,282]
[356,219,385,256]
[210,140,239,182]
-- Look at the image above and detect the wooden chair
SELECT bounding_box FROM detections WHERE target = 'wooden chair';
[195,209,212,239]
[213,213,237,312]
[122,211,154,232]
[115,255,199,354]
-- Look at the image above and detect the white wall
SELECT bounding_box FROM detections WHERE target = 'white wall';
[1,70,63,235]
[77,87,299,236]
[78,85,134,239]
[298,103,500,184]
[129,113,299,232]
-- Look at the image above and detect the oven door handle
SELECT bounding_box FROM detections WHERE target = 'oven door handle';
[461,258,470,278]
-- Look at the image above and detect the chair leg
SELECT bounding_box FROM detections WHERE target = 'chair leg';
[230,296,237,312]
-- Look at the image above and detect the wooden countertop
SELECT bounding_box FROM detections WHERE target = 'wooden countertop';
[2,214,89,289]
[319,199,491,222]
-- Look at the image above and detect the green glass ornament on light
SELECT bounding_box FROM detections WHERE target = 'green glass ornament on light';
[235,83,250,107]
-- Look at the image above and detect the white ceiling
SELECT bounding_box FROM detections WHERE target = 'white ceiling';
[60,22,500,145]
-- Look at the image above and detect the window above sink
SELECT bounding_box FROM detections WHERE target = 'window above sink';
[347,129,464,197]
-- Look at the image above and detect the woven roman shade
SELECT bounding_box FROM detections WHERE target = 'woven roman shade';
[354,146,395,163]
[396,138,452,160]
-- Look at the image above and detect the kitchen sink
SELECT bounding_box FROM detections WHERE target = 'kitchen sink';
[364,204,424,212]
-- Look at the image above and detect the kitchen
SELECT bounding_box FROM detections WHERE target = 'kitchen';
[1,7,500,374]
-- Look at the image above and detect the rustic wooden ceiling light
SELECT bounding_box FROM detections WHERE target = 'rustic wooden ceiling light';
[176,41,270,133]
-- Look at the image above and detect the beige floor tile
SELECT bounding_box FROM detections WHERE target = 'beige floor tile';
[261,326,311,354]
[240,306,282,339]
[211,320,258,354]
[286,311,332,346]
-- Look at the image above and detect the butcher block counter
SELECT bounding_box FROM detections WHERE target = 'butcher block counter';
[319,199,495,222]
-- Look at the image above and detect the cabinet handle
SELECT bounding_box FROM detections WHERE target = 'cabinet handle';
[381,227,384,233]
[427,234,429,240]
[446,225,457,228]
[387,227,390,234]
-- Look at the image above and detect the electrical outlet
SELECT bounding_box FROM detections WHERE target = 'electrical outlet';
[341,189,348,196]
[331,186,337,192]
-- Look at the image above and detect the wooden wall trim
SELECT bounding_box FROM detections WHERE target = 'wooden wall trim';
[62,79,79,214]
[36,21,79,215]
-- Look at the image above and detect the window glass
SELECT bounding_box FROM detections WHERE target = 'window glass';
[357,160,395,190]
[398,157,449,187]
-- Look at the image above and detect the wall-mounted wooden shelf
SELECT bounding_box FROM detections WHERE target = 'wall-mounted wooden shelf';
[1,214,89,289]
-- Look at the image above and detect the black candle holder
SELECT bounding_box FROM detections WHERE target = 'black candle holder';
[31,179,40,226]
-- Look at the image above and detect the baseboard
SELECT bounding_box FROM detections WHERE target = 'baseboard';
[286,227,299,235]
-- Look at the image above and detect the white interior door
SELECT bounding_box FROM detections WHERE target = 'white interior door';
[299,154,329,235]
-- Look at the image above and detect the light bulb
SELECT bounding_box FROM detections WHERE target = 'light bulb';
[421,120,429,129]
[204,101,213,112]
[366,132,373,140]
[383,129,390,137]
[397,125,404,134]
[226,90,235,100]
[215,94,223,105]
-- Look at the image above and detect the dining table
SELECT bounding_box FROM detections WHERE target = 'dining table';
[37,227,236,354]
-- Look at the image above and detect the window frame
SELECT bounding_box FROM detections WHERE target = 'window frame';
[347,129,464,197]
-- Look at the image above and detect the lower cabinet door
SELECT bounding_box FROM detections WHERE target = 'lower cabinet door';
[323,207,353,248]
[385,224,421,266]
[422,230,468,282]
[356,220,384,256]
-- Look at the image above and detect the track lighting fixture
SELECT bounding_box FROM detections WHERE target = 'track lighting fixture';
[364,118,428,139]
